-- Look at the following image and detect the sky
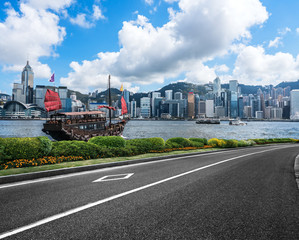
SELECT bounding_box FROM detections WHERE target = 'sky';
[0,0,299,95]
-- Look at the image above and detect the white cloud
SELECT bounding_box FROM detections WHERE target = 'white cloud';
[69,4,105,28]
[268,37,282,48]
[296,28,299,34]
[233,46,299,85]
[145,0,154,5]
[93,5,105,20]
[278,27,291,35]
[70,13,94,28]
[0,3,66,78]
[25,0,74,11]
[164,0,179,3]
[62,0,268,92]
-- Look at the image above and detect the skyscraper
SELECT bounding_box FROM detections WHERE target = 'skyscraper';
[22,61,34,104]
[165,90,173,100]
[290,90,299,119]
[213,77,221,96]
[229,80,238,93]
[12,61,34,104]
[188,92,195,118]
[151,92,161,116]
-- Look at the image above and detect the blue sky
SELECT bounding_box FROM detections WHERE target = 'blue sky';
[0,0,299,95]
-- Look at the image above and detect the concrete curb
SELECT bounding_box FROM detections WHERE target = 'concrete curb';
[0,149,231,185]
[294,154,299,189]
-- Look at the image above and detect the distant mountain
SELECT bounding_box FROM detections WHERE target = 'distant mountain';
[157,82,206,97]
[69,79,299,106]
[275,80,299,89]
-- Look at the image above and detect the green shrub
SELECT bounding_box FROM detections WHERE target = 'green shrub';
[165,137,193,149]
[126,139,154,154]
[0,137,52,162]
[223,139,238,148]
[37,136,52,156]
[189,138,208,145]
[207,138,226,148]
[50,141,102,159]
[147,137,165,151]
[0,138,5,164]
[88,136,125,148]
[189,140,204,148]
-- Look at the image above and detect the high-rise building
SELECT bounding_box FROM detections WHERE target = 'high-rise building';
[213,77,221,96]
[174,92,183,100]
[140,97,151,118]
[12,61,34,104]
[194,94,200,117]
[22,61,34,104]
[151,92,161,116]
[188,92,195,118]
[243,106,252,118]
[206,99,214,118]
[230,91,238,118]
[199,101,206,117]
[290,90,299,119]
[238,97,243,118]
[229,80,238,93]
[130,99,137,118]
[165,90,173,100]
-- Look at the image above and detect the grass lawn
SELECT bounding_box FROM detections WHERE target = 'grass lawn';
[0,148,220,177]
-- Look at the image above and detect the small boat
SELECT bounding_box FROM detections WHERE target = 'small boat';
[196,118,220,124]
[42,75,127,141]
[229,119,247,126]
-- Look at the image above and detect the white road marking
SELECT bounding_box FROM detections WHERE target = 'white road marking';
[0,148,241,189]
[0,147,286,239]
[93,173,134,182]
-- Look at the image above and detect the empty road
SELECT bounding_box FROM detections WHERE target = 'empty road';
[0,144,299,239]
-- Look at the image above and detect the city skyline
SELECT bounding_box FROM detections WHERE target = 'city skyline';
[1,0,299,95]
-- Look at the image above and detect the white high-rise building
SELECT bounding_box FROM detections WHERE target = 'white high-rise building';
[213,77,221,96]
[290,90,299,119]
[165,90,173,100]
[140,97,151,118]
[12,61,34,104]
[206,99,214,118]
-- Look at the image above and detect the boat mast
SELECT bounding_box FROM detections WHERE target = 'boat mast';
[108,75,112,127]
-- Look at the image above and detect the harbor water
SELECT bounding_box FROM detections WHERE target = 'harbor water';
[1,119,299,140]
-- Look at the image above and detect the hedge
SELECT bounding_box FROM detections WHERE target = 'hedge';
[125,138,165,154]
[165,137,193,148]
[0,136,298,170]
[88,136,125,148]
[0,137,52,163]
[189,138,208,145]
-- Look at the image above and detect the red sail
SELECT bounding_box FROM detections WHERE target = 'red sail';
[121,96,128,115]
[44,89,62,112]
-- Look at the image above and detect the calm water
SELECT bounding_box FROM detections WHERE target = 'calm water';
[1,119,299,140]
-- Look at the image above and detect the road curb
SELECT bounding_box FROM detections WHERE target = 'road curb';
[294,154,299,189]
[0,149,232,185]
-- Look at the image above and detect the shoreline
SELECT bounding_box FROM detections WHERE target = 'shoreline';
[1,118,299,123]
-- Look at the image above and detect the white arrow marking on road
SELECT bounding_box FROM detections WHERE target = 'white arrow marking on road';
[93,173,134,182]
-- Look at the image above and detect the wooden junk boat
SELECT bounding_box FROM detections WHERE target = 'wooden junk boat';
[42,75,127,141]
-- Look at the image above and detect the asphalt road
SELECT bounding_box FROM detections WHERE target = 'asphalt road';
[0,144,299,239]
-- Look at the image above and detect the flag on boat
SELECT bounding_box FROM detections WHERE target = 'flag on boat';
[120,84,124,92]
[44,89,62,112]
[121,96,127,115]
[49,73,55,82]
